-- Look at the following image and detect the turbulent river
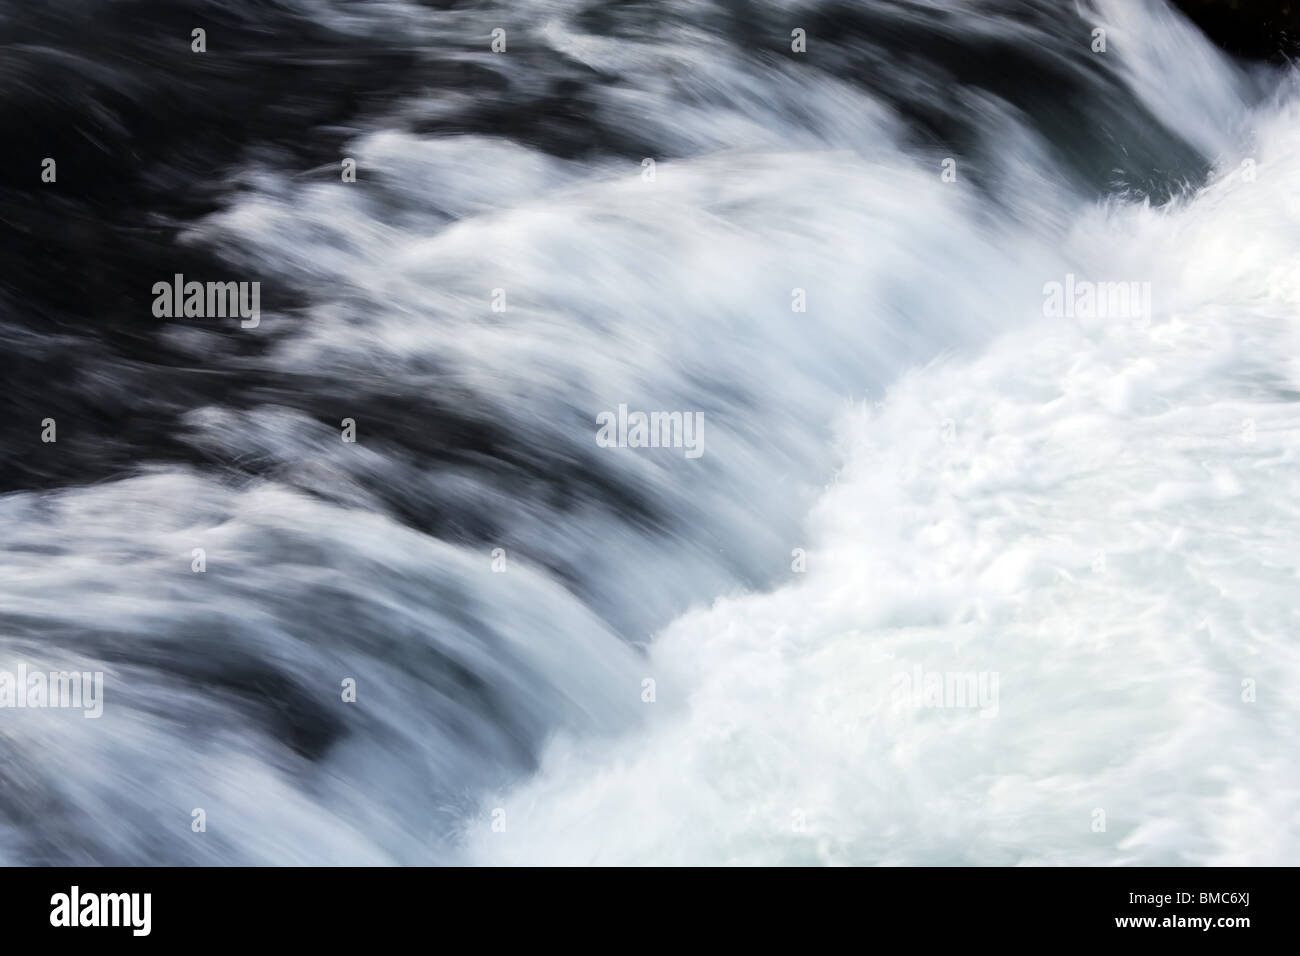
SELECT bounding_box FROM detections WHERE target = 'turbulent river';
[1,0,1297,864]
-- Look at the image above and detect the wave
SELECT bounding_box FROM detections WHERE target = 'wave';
[0,0,1294,863]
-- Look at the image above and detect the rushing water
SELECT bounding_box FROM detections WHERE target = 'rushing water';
[1,0,1296,864]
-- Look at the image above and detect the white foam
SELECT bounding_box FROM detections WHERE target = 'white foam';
[461,84,1300,866]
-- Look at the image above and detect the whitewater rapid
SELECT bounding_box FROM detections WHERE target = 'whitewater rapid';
[456,4,1300,864]
[463,81,1300,863]
[1,0,1295,865]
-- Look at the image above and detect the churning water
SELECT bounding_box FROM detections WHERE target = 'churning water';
[1,0,1297,864]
